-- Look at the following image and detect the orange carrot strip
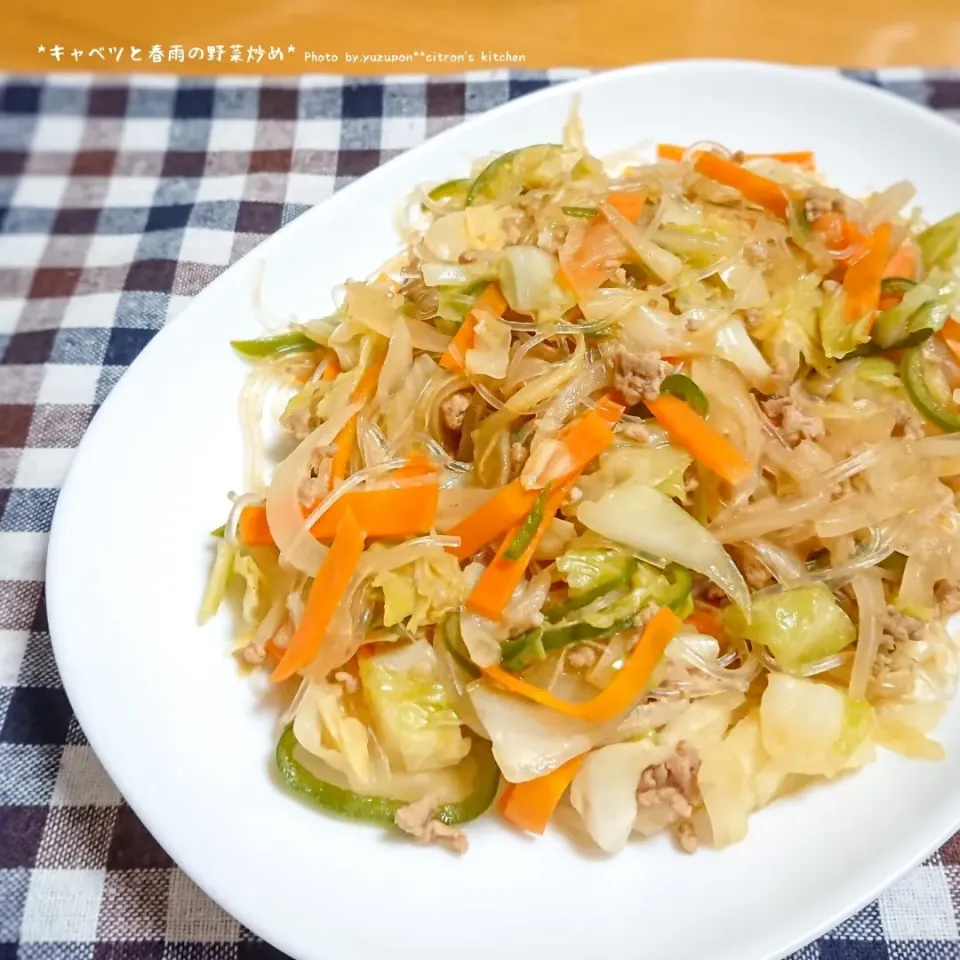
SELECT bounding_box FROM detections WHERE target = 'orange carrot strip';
[271,509,366,683]
[239,482,439,547]
[447,480,538,561]
[265,638,287,661]
[694,152,789,219]
[940,317,960,366]
[604,190,647,223]
[843,222,892,325]
[812,213,868,270]
[585,394,625,425]
[757,151,815,170]
[558,221,629,298]
[656,143,686,161]
[482,607,682,722]
[321,349,341,382]
[294,350,324,385]
[685,609,725,642]
[309,485,438,541]
[295,349,341,385]
[330,350,387,486]
[643,393,751,485]
[499,756,584,834]
[439,284,507,373]
[658,144,814,170]
[448,400,623,561]
[882,239,918,282]
[466,482,571,621]
[238,506,274,547]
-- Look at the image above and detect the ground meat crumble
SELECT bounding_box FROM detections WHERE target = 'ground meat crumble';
[296,444,335,506]
[637,742,701,854]
[760,395,825,447]
[439,391,471,432]
[395,796,468,854]
[611,347,672,406]
[803,185,844,223]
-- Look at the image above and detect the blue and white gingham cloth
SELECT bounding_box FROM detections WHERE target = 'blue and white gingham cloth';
[2,67,960,959]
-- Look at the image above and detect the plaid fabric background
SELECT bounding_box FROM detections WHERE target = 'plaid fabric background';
[2,66,960,959]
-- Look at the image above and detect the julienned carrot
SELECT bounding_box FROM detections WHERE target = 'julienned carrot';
[482,607,682,723]
[656,143,686,162]
[843,222,892,324]
[693,152,789,219]
[604,190,647,223]
[685,609,725,642]
[312,485,439,540]
[321,349,341,382]
[271,509,366,683]
[330,350,387,486]
[643,393,751,486]
[558,220,629,297]
[439,284,508,373]
[294,349,341,385]
[940,317,960,366]
[499,755,584,834]
[237,507,273,546]
[657,144,815,170]
[238,483,439,546]
[265,637,287,661]
[882,239,918,282]
[756,151,815,170]
[467,481,571,621]
[448,398,624,561]
[447,481,538,561]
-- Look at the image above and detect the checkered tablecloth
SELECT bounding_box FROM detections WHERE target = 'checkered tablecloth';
[3,66,960,960]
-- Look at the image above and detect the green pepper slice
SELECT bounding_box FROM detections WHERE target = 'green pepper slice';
[500,616,636,673]
[467,144,563,205]
[787,197,813,245]
[561,205,600,218]
[901,345,960,432]
[276,724,499,826]
[503,484,552,561]
[659,374,709,416]
[231,330,318,359]
[440,615,480,679]
[420,178,471,212]
[880,277,917,299]
[210,524,226,539]
[870,300,942,352]
[545,560,638,623]
[653,564,694,614]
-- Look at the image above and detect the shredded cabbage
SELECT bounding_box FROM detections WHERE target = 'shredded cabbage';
[360,639,470,773]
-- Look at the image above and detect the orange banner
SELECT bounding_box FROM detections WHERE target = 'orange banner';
[5,0,960,73]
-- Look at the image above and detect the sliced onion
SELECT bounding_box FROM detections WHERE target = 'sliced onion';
[863,180,915,231]
[602,202,683,282]
[745,539,805,584]
[849,571,884,700]
[377,315,413,405]
[506,331,557,390]
[710,491,829,544]
[505,334,586,414]
[265,402,362,575]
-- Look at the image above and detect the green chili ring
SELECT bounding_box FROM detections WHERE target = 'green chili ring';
[276,725,500,827]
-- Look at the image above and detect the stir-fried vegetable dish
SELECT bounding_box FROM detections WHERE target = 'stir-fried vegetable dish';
[202,121,960,855]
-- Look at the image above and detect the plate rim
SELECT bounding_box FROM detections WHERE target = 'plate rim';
[46,57,960,960]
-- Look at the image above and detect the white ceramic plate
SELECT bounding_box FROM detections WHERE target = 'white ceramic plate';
[48,60,960,960]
